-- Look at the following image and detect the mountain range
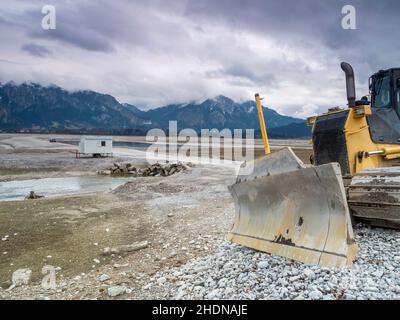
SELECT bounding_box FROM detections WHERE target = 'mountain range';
[0,82,310,138]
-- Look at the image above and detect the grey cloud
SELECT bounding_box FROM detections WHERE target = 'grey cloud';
[21,1,194,53]
[21,4,114,52]
[30,26,114,52]
[21,43,51,57]
[208,65,280,89]
[183,0,400,82]
[0,58,23,65]
[0,0,399,114]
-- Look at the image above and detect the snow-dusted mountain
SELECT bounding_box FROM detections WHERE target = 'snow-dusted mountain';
[0,83,309,137]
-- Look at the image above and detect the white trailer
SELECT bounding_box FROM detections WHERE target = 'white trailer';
[77,136,113,158]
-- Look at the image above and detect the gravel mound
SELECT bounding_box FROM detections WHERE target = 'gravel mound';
[143,225,400,300]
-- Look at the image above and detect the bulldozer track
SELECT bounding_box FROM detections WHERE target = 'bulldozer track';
[348,168,400,229]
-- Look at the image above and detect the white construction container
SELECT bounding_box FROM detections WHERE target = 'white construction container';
[77,136,113,158]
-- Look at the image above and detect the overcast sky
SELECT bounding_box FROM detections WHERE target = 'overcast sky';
[0,0,399,117]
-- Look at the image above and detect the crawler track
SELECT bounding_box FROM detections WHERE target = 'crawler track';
[348,167,400,229]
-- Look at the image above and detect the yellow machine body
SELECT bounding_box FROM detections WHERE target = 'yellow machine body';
[309,105,400,177]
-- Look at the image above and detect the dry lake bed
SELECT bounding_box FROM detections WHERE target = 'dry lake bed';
[0,133,312,299]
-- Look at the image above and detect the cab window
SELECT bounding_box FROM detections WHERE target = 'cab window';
[374,75,391,108]
[396,80,400,110]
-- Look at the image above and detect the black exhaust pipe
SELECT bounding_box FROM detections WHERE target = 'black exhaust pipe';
[341,62,356,108]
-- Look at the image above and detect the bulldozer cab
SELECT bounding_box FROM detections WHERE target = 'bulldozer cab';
[367,68,400,145]
[370,68,400,111]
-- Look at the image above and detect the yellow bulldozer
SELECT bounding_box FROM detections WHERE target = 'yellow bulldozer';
[227,62,400,267]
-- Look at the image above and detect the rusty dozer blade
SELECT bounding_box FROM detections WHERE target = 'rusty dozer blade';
[227,147,358,267]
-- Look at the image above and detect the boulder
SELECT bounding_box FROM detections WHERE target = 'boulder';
[11,268,32,287]
[25,191,44,200]
[102,241,149,256]
[97,274,111,282]
[309,290,323,300]
[107,286,127,297]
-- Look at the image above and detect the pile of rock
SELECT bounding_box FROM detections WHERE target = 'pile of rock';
[98,162,192,177]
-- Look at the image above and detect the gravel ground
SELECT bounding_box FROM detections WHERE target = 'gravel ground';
[138,224,400,300]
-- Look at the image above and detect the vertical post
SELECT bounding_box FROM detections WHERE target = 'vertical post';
[255,93,271,155]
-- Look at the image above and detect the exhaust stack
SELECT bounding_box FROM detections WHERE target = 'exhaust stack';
[341,62,356,108]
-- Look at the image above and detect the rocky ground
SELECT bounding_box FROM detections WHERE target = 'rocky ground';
[0,134,237,299]
[134,225,400,300]
[2,134,399,300]
[2,223,400,300]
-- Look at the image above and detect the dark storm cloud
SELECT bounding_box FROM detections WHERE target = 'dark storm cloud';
[21,43,51,57]
[0,0,398,116]
[183,0,400,78]
[21,3,115,52]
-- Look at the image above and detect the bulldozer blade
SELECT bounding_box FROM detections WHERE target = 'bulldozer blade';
[236,147,306,183]
[227,154,358,267]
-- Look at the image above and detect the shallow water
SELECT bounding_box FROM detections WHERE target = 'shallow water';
[0,176,133,201]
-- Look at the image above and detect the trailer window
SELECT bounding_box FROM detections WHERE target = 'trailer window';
[101,141,106,147]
